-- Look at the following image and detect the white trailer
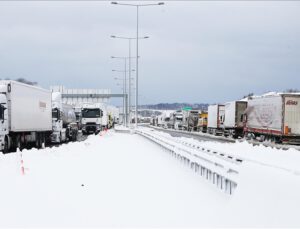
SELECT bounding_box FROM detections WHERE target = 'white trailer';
[207,104,225,135]
[245,93,300,144]
[98,103,109,129]
[157,114,165,127]
[223,101,247,138]
[0,80,52,152]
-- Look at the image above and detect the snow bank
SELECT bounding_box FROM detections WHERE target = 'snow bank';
[1,129,300,227]
[0,131,229,227]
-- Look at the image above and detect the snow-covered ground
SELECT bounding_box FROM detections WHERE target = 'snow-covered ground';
[0,129,300,227]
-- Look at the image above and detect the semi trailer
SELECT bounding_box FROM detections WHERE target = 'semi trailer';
[0,80,52,153]
[244,93,300,144]
[51,92,78,143]
[223,101,247,138]
[207,104,225,135]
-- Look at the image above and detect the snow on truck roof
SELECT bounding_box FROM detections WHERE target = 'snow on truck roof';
[0,80,51,93]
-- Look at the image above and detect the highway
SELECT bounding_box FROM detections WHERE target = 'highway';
[148,126,235,144]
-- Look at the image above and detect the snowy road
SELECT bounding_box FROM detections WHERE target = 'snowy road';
[0,129,300,227]
[151,126,235,143]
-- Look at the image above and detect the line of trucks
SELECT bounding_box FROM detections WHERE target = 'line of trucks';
[0,80,117,153]
[151,92,300,145]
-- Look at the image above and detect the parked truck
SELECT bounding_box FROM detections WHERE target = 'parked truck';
[156,111,173,128]
[81,103,103,135]
[74,106,82,129]
[51,92,78,143]
[223,101,247,138]
[0,80,52,153]
[207,104,225,135]
[182,109,199,131]
[173,110,184,130]
[244,93,300,144]
[197,111,208,133]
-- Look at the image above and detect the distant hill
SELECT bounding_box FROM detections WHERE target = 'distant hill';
[139,103,209,111]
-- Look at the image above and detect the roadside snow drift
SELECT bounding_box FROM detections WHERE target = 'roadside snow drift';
[0,129,300,227]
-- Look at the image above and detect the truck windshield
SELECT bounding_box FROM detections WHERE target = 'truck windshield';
[52,108,60,120]
[75,113,81,121]
[82,108,101,118]
[0,105,5,120]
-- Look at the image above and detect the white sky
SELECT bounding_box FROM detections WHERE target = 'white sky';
[0,1,299,105]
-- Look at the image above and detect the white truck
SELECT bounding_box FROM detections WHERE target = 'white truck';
[245,93,300,144]
[0,80,52,153]
[207,104,225,135]
[223,101,247,138]
[182,109,199,131]
[51,92,78,143]
[157,113,167,127]
[81,103,103,135]
[173,110,184,130]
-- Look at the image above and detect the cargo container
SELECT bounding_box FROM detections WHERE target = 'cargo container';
[0,80,52,152]
[207,104,225,135]
[223,101,247,138]
[245,93,300,144]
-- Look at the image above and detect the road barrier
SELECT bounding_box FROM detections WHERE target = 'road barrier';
[136,129,242,195]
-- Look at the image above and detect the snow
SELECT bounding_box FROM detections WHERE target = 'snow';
[0,129,300,227]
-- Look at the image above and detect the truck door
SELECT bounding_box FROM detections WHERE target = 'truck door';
[0,94,8,138]
[284,96,300,135]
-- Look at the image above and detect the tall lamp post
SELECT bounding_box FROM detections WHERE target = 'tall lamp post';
[111,35,149,125]
[112,66,135,126]
[113,76,126,125]
[112,56,136,126]
[111,2,164,127]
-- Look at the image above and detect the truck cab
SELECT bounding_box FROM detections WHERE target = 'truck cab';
[81,107,103,135]
[0,92,8,152]
[51,107,67,143]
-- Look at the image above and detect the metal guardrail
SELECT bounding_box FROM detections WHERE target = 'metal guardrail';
[135,129,240,195]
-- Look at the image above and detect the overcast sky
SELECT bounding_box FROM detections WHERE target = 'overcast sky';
[0,1,299,105]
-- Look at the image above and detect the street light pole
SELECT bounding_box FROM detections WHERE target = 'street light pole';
[135,5,139,128]
[128,39,131,124]
[111,35,148,126]
[112,66,135,127]
[111,2,164,128]
[124,58,127,126]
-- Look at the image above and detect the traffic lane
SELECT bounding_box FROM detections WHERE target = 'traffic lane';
[154,128,235,143]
